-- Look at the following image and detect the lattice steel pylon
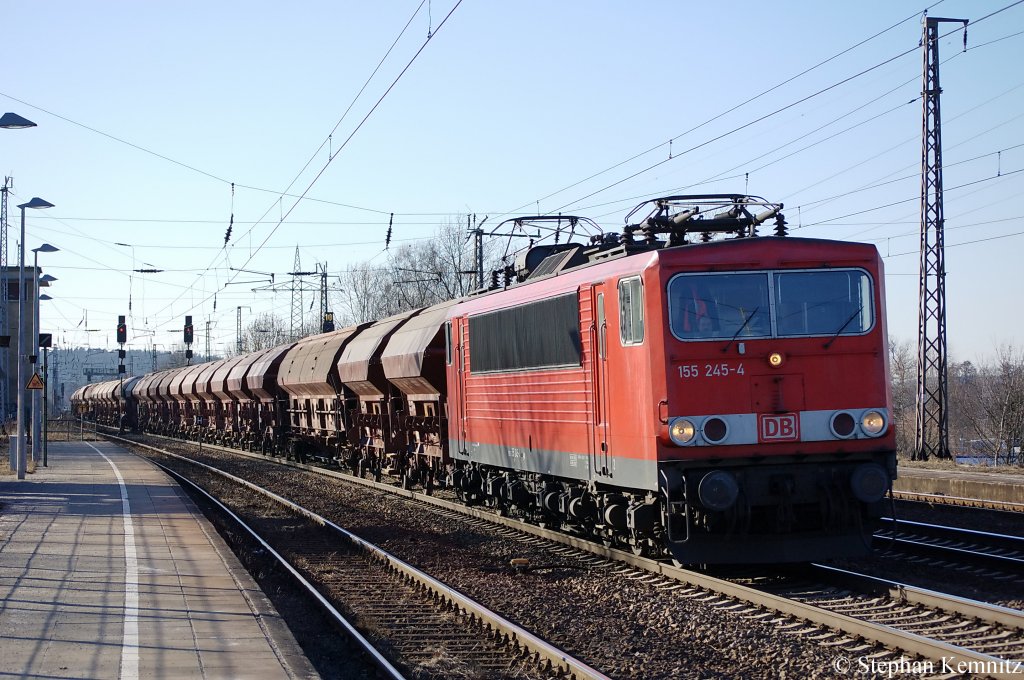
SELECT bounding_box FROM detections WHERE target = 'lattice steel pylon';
[290,246,302,341]
[915,15,967,461]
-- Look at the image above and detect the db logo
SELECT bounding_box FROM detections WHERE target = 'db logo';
[759,413,800,442]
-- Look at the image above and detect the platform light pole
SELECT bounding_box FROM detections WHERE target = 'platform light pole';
[16,198,54,479]
[31,245,58,464]
[1,113,37,427]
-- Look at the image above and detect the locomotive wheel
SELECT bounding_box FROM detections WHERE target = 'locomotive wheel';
[483,496,508,516]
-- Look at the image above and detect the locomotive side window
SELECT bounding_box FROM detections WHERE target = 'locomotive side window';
[774,269,873,337]
[468,293,582,372]
[618,277,644,345]
[444,320,453,365]
[667,273,770,340]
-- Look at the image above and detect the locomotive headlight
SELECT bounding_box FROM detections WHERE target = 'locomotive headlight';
[668,418,696,445]
[768,351,785,368]
[860,410,886,436]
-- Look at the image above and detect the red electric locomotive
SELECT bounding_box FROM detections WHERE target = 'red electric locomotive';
[73,195,895,565]
[447,196,895,563]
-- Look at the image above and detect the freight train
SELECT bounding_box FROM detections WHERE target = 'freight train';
[72,195,897,564]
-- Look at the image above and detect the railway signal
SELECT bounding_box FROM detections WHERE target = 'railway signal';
[184,315,194,364]
[116,315,127,378]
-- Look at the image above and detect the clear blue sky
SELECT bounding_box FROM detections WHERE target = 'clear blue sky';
[3,1,1021,362]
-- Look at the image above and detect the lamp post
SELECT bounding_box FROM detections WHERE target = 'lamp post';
[16,198,54,479]
[31,248,58,465]
[1,113,36,431]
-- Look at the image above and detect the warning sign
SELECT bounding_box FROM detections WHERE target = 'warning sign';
[26,373,44,390]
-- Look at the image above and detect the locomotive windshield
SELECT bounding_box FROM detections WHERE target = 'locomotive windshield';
[668,268,873,340]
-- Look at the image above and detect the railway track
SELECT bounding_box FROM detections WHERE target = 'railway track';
[160,464,405,680]
[421,504,1024,677]
[874,516,1024,574]
[108,431,1024,678]
[141,440,608,680]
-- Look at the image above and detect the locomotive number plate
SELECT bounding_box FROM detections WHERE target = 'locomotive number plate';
[758,413,800,443]
[677,362,745,379]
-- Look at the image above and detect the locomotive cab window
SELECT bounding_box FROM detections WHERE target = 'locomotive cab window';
[774,269,873,337]
[618,277,644,345]
[668,273,770,340]
[668,268,874,341]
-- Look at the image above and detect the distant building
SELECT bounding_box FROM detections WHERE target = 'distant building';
[0,264,47,421]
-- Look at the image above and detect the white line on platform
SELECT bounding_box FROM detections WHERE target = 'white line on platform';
[89,443,140,680]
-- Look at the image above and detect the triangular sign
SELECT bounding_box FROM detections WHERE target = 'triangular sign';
[26,373,44,390]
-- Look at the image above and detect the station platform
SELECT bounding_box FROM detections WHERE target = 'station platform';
[0,440,319,679]
[895,464,1024,506]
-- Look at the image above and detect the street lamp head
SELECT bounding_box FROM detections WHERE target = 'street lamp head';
[17,197,54,210]
[0,112,37,129]
[33,243,59,254]
[39,294,53,301]
[39,274,58,286]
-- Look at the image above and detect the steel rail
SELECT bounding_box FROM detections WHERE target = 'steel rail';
[115,435,610,680]
[879,516,1024,550]
[878,536,1024,571]
[808,564,1024,631]
[874,517,1024,571]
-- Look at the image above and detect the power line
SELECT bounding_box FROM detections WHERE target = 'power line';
[496,3,943,219]
[206,1,466,308]
[536,0,1020,218]
[549,42,926,214]
[148,1,463,324]
[885,228,1024,258]
[794,166,1024,230]
[229,0,430,249]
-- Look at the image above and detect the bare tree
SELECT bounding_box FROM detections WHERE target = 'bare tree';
[887,338,1019,464]
[338,264,397,324]
[952,346,1024,465]
[239,313,290,352]
[339,216,501,323]
[889,336,916,458]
